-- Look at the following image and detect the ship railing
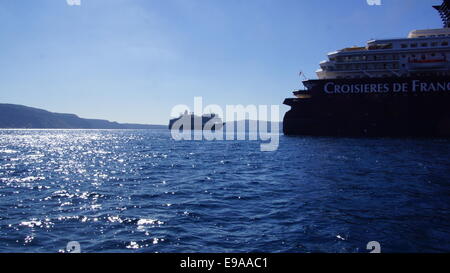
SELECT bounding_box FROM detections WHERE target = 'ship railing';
[293,89,310,94]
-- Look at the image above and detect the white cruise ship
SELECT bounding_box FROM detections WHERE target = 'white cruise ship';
[316,1,450,80]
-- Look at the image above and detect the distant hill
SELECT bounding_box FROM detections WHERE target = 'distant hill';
[0,104,166,129]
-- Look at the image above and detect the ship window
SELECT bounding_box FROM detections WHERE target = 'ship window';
[401,44,407,48]
[431,42,438,47]
[411,43,417,48]
[421,43,428,47]
[442,41,449,46]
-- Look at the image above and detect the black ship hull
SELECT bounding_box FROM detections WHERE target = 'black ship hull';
[283,76,450,137]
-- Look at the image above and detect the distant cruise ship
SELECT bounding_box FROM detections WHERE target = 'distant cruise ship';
[283,0,450,137]
[169,111,223,131]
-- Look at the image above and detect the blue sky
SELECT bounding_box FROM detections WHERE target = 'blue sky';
[0,0,443,124]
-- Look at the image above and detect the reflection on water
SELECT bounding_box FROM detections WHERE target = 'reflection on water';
[0,129,449,252]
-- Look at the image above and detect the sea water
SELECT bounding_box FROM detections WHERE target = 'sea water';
[0,129,449,252]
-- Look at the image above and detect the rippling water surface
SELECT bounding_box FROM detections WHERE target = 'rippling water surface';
[0,129,449,253]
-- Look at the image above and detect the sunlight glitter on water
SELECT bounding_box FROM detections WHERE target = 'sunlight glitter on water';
[0,129,449,252]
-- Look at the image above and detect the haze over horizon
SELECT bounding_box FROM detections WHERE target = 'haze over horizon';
[0,0,443,125]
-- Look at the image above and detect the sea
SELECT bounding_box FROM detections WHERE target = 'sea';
[0,129,449,253]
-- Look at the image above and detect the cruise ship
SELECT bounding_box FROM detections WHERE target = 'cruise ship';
[169,111,223,131]
[283,0,450,137]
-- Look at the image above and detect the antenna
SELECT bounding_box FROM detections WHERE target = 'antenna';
[298,70,309,81]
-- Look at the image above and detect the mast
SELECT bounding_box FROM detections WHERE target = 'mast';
[433,0,450,28]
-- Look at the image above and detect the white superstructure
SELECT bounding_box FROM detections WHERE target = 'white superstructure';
[316,1,450,80]
[316,28,450,80]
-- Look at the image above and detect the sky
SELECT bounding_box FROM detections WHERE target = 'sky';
[0,0,444,125]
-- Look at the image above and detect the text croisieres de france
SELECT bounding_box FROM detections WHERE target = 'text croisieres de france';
[324,80,450,94]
